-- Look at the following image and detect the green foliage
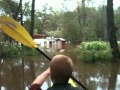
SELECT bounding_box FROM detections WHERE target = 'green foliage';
[21,46,39,56]
[61,11,82,44]
[0,0,120,42]
[0,42,39,58]
[46,30,62,37]
[0,0,18,17]
[114,7,120,41]
[0,42,22,58]
[74,41,112,62]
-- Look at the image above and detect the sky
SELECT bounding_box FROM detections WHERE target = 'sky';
[28,0,78,11]
[23,0,120,11]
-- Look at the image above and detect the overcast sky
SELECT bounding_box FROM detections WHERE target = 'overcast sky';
[23,0,120,11]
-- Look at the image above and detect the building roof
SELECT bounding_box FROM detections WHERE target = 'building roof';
[55,38,65,41]
[34,34,45,39]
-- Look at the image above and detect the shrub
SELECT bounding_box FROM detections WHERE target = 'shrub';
[0,42,22,58]
[21,46,39,56]
[74,41,112,62]
[0,42,39,58]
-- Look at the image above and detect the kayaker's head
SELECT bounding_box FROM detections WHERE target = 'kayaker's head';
[50,54,73,83]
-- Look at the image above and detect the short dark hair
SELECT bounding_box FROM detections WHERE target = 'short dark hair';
[50,55,73,83]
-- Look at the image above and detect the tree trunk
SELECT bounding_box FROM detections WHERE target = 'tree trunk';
[30,0,35,38]
[20,0,23,26]
[82,0,86,25]
[107,0,120,59]
[13,0,22,20]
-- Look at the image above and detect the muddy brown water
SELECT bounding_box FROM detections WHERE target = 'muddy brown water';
[0,55,120,90]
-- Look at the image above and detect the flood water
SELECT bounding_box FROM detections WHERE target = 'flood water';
[0,54,120,90]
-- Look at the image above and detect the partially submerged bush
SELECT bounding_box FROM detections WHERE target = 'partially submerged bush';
[0,42,22,58]
[0,42,39,58]
[74,41,112,62]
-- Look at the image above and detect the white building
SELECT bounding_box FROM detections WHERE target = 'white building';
[34,37,56,49]
[34,36,65,51]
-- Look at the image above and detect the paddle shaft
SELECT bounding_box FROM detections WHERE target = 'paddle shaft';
[36,48,88,90]
[0,16,88,89]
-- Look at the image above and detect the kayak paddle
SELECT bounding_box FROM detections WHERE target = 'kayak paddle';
[0,16,87,90]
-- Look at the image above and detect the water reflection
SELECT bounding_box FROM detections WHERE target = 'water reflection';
[0,56,120,90]
[0,56,49,90]
[116,75,120,90]
[74,60,120,90]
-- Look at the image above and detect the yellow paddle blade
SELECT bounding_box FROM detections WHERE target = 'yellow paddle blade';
[68,78,77,87]
[0,16,37,48]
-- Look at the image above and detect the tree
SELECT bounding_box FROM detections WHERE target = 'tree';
[114,7,120,40]
[30,0,35,38]
[14,0,22,20]
[107,0,120,59]
[0,0,23,20]
[82,0,86,25]
[61,11,81,44]
[95,6,107,41]
[0,0,18,17]
[0,0,23,41]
